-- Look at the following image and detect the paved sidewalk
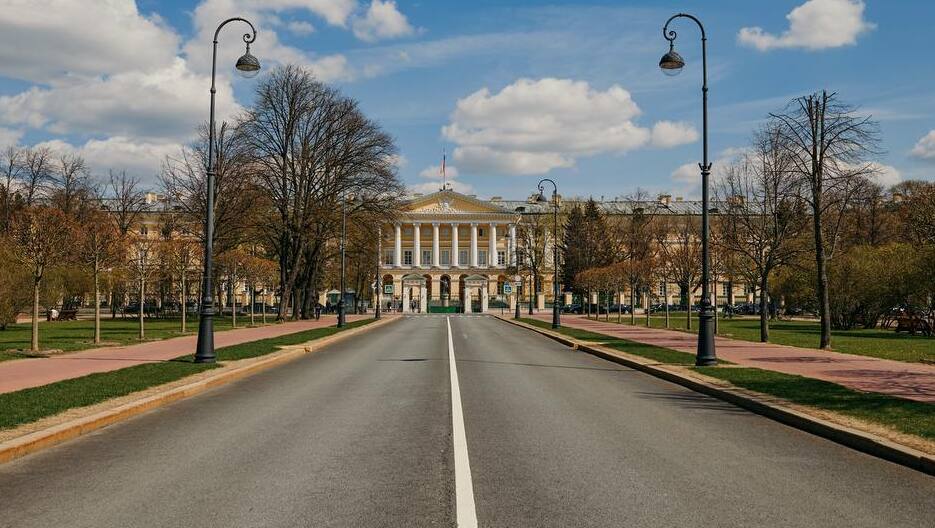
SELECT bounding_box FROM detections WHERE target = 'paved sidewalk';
[530,314,935,404]
[0,315,372,394]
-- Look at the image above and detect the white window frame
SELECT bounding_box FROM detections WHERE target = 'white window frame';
[458,249,468,266]
[421,250,432,266]
[478,249,488,267]
[440,249,451,266]
[497,250,506,267]
[403,250,413,266]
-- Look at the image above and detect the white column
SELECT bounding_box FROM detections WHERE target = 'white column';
[451,223,459,267]
[432,223,440,268]
[470,223,478,268]
[394,224,402,268]
[488,223,497,267]
[509,224,517,266]
[413,223,421,268]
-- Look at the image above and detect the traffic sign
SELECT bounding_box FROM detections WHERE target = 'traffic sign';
[503,283,513,295]
[383,284,394,294]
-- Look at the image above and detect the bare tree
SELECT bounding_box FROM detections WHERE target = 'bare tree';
[21,146,54,206]
[161,122,258,255]
[770,91,881,348]
[1,145,24,231]
[50,152,91,217]
[717,125,809,342]
[164,238,199,332]
[657,215,701,329]
[78,210,126,344]
[240,65,402,320]
[10,207,73,351]
[108,170,147,235]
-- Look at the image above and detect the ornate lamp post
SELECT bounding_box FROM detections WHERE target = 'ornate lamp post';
[337,193,348,328]
[194,18,260,363]
[375,227,382,320]
[536,178,561,329]
[659,13,716,366]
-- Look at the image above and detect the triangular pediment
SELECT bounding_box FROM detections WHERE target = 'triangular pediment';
[404,189,511,214]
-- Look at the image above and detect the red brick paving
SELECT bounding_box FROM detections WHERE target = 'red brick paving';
[531,313,935,404]
[0,315,372,394]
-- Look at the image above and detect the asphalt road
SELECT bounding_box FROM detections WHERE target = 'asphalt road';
[1,315,933,527]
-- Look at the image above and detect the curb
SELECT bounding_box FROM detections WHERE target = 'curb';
[496,316,935,477]
[0,316,399,466]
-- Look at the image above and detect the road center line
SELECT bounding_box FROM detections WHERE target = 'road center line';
[447,316,478,528]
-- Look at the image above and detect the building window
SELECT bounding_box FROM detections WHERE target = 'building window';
[658,282,666,296]
[442,227,450,236]
[404,226,413,236]
[721,283,730,297]
[403,250,413,266]
[497,250,506,266]
[459,249,468,266]
[478,227,485,237]
[478,249,488,266]
[383,250,394,266]
[421,250,432,266]
[441,249,451,266]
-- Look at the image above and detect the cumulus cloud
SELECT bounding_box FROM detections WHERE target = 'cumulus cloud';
[37,137,180,180]
[419,163,459,179]
[911,130,935,160]
[442,78,697,175]
[286,20,315,36]
[0,58,239,141]
[0,0,180,83]
[866,162,901,188]
[738,0,874,51]
[0,127,24,147]
[352,0,415,42]
[670,147,746,198]
[651,121,700,148]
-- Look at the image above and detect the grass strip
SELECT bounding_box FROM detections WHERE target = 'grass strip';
[697,367,935,440]
[518,316,933,441]
[520,318,700,365]
[0,319,373,430]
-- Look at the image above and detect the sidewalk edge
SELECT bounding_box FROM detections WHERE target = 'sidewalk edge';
[0,316,398,466]
[496,316,935,477]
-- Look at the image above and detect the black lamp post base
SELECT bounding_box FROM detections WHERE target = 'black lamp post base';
[695,304,717,366]
[337,303,346,328]
[193,313,216,363]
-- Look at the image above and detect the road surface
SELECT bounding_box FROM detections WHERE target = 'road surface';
[1,315,932,527]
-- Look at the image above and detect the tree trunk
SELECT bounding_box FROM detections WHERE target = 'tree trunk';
[664,282,670,329]
[93,270,101,344]
[250,285,255,326]
[180,273,187,333]
[645,290,651,328]
[759,273,770,343]
[231,277,237,329]
[31,279,40,352]
[713,281,719,335]
[138,275,145,340]
[617,290,622,323]
[630,287,636,325]
[814,213,832,348]
[686,291,692,330]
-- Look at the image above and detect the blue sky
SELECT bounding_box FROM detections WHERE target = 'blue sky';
[1,0,933,199]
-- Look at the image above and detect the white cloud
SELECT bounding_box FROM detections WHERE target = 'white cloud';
[738,0,874,51]
[442,78,696,175]
[867,162,901,188]
[670,147,746,198]
[0,127,24,147]
[651,121,699,148]
[352,0,415,42]
[911,130,935,160]
[0,58,239,142]
[0,0,180,83]
[36,137,180,181]
[419,163,459,179]
[287,20,315,36]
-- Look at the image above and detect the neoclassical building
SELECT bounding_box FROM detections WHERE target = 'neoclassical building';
[378,189,533,313]
[379,188,755,314]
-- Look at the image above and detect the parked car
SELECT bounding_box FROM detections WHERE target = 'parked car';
[562,304,583,314]
[608,304,632,314]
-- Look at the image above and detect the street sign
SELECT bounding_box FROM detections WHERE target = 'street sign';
[503,283,513,295]
[384,284,394,294]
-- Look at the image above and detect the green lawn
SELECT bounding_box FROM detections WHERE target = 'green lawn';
[0,319,373,430]
[583,313,935,363]
[521,318,700,365]
[0,316,276,360]
[698,367,935,440]
[518,317,933,441]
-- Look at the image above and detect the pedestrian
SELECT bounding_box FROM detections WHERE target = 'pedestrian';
[314,302,321,320]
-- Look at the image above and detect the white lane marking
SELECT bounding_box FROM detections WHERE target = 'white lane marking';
[447,316,478,528]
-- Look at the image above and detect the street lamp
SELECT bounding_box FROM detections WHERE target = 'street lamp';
[536,178,561,329]
[337,193,348,328]
[194,17,260,364]
[375,227,382,320]
[660,13,716,366]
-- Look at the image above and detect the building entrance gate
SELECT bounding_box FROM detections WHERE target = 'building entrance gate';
[401,274,427,313]
[463,275,489,314]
